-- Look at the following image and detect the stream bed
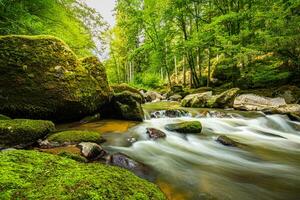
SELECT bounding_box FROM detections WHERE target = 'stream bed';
[61,102,300,200]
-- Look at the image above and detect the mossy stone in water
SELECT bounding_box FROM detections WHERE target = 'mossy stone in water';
[0,119,55,147]
[0,150,166,200]
[0,114,10,120]
[0,35,111,122]
[48,130,104,144]
[165,121,202,134]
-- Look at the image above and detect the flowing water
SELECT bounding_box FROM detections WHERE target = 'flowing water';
[63,102,300,200]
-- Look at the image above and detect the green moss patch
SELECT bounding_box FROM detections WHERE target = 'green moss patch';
[165,121,202,134]
[48,130,104,144]
[111,83,144,103]
[0,119,55,147]
[0,150,166,199]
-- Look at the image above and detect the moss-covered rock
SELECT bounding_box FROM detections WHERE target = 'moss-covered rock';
[0,119,55,147]
[181,92,213,108]
[103,91,144,121]
[0,114,10,120]
[207,88,240,108]
[48,130,104,144]
[111,83,144,103]
[0,35,111,122]
[0,150,166,199]
[165,121,202,134]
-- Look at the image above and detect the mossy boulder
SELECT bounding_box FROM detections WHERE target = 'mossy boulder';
[0,119,55,147]
[0,114,10,120]
[47,130,104,144]
[0,150,166,199]
[165,121,202,134]
[207,88,240,108]
[103,91,144,121]
[181,92,213,108]
[111,83,144,103]
[0,35,111,122]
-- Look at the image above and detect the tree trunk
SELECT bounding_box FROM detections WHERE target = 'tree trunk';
[207,48,211,87]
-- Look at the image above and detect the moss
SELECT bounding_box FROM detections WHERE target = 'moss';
[0,114,10,120]
[143,102,181,112]
[0,150,166,200]
[111,91,144,121]
[58,151,88,163]
[48,130,104,144]
[111,83,144,103]
[165,121,202,134]
[207,88,240,108]
[0,35,111,122]
[0,119,55,147]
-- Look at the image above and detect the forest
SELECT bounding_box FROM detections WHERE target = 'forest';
[0,0,300,200]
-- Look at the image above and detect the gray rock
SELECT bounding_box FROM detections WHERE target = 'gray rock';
[233,94,286,111]
[169,94,182,101]
[77,142,107,160]
[146,128,166,140]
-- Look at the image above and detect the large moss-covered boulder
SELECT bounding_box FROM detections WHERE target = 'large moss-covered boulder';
[165,121,202,134]
[113,91,144,121]
[111,83,144,103]
[207,88,240,108]
[0,35,111,122]
[0,119,55,147]
[0,150,166,199]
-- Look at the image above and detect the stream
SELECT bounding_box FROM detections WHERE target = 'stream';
[62,102,300,200]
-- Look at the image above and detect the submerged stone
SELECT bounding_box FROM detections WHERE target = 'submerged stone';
[165,121,202,134]
[216,135,240,147]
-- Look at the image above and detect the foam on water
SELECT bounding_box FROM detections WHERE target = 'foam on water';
[107,109,300,200]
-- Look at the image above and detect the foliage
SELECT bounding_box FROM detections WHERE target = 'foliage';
[106,0,300,89]
[0,0,106,57]
[0,150,166,199]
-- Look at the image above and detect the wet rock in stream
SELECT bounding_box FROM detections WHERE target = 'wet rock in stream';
[146,128,166,140]
[107,153,153,180]
[77,142,107,160]
[165,121,202,134]
[150,109,189,118]
[216,135,240,147]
